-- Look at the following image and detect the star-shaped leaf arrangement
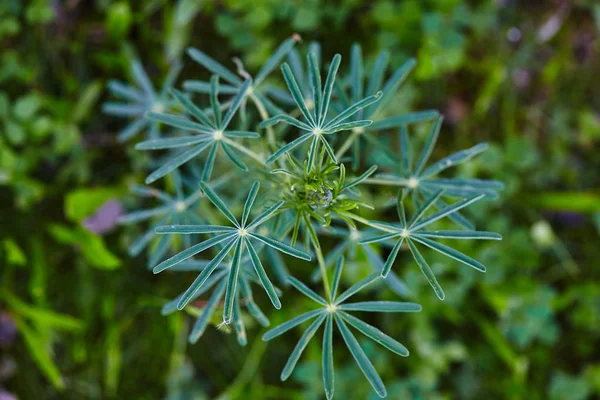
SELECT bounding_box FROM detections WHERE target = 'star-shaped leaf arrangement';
[371,115,504,229]
[161,257,272,346]
[117,171,203,268]
[360,190,502,300]
[259,53,382,172]
[183,36,299,119]
[263,257,421,399]
[136,76,258,184]
[103,60,181,141]
[153,181,311,322]
[332,43,439,168]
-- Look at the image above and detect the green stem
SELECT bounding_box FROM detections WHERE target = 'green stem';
[222,137,266,165]
[363,178,410,186]
[308,234,332,301]
[339,211,398,233]
[250,93,276,148]
[335,130,360,160]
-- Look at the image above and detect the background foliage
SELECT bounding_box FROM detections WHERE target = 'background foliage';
[1,0,599,399]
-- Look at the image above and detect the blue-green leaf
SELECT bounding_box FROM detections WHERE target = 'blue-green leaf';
[187,48,242,85]
[335,273,380,305]
[189,280,227,343]
[323,314,334,400]
[339,301,422,313]
[407,239,445,300]
[281,313,327,381]
[411,236,487,272]
[262,309,324,341]
[340,311,409,356]
[246,238,281,309]
[223,238,243,322]
[288,276,328,306]
[199,182,240,228]
[249,233,311,261]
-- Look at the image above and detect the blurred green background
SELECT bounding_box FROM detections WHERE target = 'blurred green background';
[1,0,599,399]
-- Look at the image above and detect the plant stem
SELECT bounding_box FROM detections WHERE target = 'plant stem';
[335,130,360,160]
[222,138,266,165]
[339,211,399,233]
[250,93,276,148]
[308,233,332,301]
[363,178,410,186]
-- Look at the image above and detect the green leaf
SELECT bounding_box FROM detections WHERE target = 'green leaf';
[308,51,322,123]
[12,314,65,390]
[382,237,404,277]
[256,36,298,84]
[340,311,409,356]
[320,54,342,125]
[263,309,324,341]
[334,314,386,398]
[176,238,238,310]
[330,256,344,303]
[65,187,123,223]
[155,225,235,234]
[281,313,327,381]
[413,230,502,240]
[242,181,260,227]
[153,232,236,274]
[1,291,83,331]
[259,114,312,131]
[223,238,243,322]
[408,189,444,228]
[341,165,378,192]
[146,141,212,184]
[281,62,315,126]
[170,88,216,129]
[221,79,251,129]
[48,225,121,270]
[220,142,248,171]
[324,92,382,129]
[421,142,489,178]
[411,236,487,272]
[339,301,422,313]
[187,47,242,85]
[145,112,212,133]
[249,233,311,261]
[288,277,328,306]
[209,75,222,128]
[266,133,312,164]
[368,110,439,130]
[200,182,240,227]
[411,194,484,230]
[414,115,443,175]
[407,239,445,300]
[335,273,380,304]
[202,142,218,182]
[246,239,281,309]
[323,314,334,399]
[246,200,284,229]
[135,135,211,150]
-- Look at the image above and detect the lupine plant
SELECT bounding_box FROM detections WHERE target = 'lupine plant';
[108,35,502,399]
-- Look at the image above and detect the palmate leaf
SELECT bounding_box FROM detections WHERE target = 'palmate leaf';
[103,60,181,141]
[263,53,382,169]
[139,77,258,184]
[359,190,501,300]
[154,182,310,323]
[263,257,420,399]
